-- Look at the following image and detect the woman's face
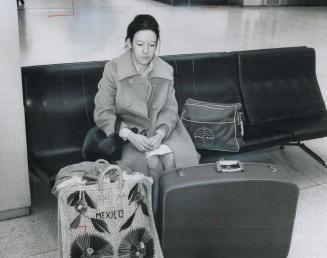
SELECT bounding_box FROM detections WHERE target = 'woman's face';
[129,29,157,68]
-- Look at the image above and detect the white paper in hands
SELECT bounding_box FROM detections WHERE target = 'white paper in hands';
[145,144,172,158]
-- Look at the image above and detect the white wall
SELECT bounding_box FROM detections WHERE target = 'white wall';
[0,1,31,219]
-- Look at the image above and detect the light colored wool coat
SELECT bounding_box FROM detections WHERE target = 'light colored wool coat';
[94,49,199,175]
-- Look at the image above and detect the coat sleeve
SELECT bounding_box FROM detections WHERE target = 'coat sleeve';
[94,61,127,136]
[155,72,179,140]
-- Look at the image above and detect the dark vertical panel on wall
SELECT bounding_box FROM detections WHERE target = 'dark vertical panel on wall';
[154,0,228,5]
[287,0,320,5]
[190,0,202,4]
[175,0,190,5]
[170,0,189,5]
[157,0,173,4]
[202,0,228,4]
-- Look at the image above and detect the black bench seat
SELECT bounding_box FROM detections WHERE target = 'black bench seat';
[22,46,327,184]
[256,113,327,141]
[238,47,327,143]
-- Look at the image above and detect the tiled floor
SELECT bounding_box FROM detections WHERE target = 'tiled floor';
[0,181,58,258]
[1,145,327,257]
[2,1,327,257]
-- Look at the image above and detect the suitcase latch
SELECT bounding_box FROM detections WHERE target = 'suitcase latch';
[216,160,244,173]
[176,168,185,177]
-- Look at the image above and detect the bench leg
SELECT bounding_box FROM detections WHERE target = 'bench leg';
[299,143,327,168]
[282,142,327,168]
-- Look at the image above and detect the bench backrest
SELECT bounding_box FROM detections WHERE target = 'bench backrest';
[23,61,105,158]
[22,52,241,161]
[22,46,325,178]
[163,52,242,111]
[238,47,326,125]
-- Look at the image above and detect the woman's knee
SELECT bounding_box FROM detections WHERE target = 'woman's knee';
[160,153,176,170]
[146,156,163,174]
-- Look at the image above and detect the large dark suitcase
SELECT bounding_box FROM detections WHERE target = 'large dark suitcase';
[157,161,299,258]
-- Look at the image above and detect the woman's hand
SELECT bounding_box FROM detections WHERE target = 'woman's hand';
[147,133,164,150]
[127,133,153,152]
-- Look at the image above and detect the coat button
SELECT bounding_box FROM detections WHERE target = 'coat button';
[128,79,134,85]
[152,103,159,109]
[126,103,131,107]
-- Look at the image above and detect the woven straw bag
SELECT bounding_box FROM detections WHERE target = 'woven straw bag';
[57,164,163,258]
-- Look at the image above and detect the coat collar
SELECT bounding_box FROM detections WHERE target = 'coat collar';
[116,49,173,81]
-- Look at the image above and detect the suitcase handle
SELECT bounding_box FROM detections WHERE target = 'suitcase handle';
[98,165,124,191]
[95,159,110,165]
[216,160,244,173]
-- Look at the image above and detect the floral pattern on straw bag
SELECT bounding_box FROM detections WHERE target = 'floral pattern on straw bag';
[57,163,163,258]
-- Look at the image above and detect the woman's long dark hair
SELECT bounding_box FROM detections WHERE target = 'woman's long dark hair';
[125,14,160,44]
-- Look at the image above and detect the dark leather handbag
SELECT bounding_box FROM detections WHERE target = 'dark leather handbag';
[82,116,124,162]
[181,98,244,152]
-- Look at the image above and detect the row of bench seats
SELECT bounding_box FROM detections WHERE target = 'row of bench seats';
[22,46,327,184]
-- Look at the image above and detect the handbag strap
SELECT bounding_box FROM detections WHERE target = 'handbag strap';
[97,165,124,191]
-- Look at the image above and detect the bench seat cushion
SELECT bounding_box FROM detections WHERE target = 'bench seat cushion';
[262,112,327,141]
[30,150,83,185]
[242,127,293,150]
[198,127,292,163]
